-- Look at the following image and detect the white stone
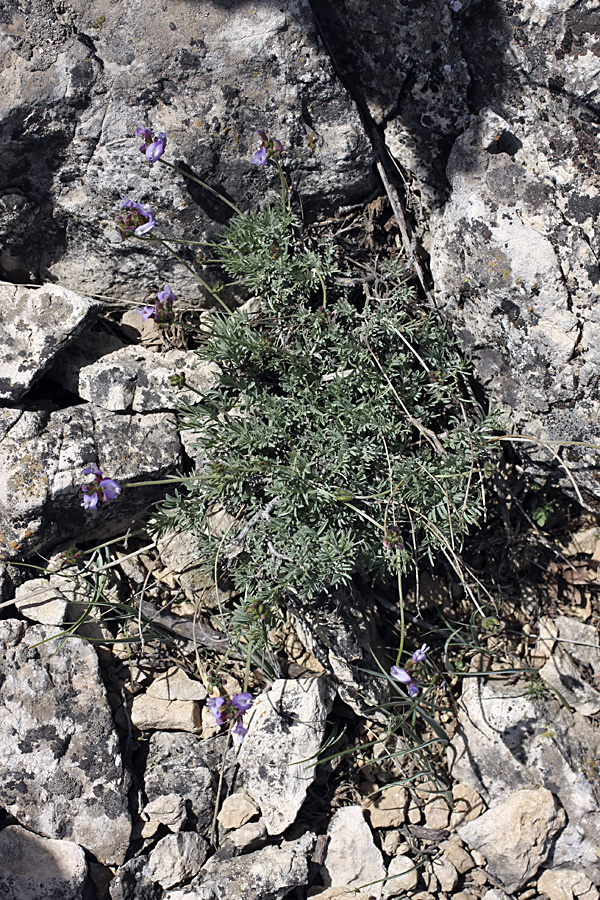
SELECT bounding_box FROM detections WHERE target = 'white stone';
[323,806,386,898]
[147,832,208,889]
[13,577,69,625]
[0,825,88,900]
[538,868,599,900]
[144,794,188,830]
[147,667,208,702]
[382,854,418,898]
[218,791,260,830]
[431,857,459,893]
[130,692,201,732]
[364,785,408,829]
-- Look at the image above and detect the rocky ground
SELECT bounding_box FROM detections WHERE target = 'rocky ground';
[1,1,600,898]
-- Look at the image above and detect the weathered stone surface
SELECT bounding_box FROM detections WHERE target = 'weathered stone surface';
[109,856,162,900]
[143,794,188,832]
[538,867,600,900]
[323,806,386,898]
[449,678,600,874]
[147,833,209,890]
[0,825,88,900]
[130,692,202,733]
[363,785,408,830]
[143,731,216,833]
[217,791,259,831]
[13,576,70,625]
[0,402,181,561]
[148,667,208,702]
[0,283,99,403]
[539,647,600,716]
[237,676,335,835]
[0,0,372,298]
[382,854,419,899]
[439,835,475,875]
[0,620,131,865]
[226,818,267,852]
[431,857,459,894]
[458,788,566,893]
[49,332,218,412]
[167,833,314,900]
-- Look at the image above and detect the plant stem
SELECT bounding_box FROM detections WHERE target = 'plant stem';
[159,158,245,218]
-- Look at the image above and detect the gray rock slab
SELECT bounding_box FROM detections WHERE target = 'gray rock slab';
[0,825,88,900]
[147,833,209,890]
[170,832,314,900]
[0,620,131,865]
[143,732,216,833]
[458,789,566,894]
[109,856,162,900]
[449,677,600,875]
[323,806,386,898]
[237,676,335,836]
[49,332,218,412]
[0,402,181,561]
[0,1,372,297]
[0,283,99,402]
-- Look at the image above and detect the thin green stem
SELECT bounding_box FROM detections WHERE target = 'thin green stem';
[159,158,245,218]
[148,235,232,315]
[274,159,288,213]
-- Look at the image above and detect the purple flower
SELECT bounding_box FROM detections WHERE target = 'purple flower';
[232,692,253,714]
[232,721,248,743]
[252,146,267,166]
[207,696,226,726]
[133,304,157,322]
[407,682,419,698]
[81,466,121,510]
[135,123,167,163]
[412,644,429,663]
[116,198,155,238]
[390,666,412,684]
[134,285,175,325]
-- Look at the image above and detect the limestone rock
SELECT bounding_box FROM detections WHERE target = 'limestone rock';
[323,806,386,898]
[382,854,419,898]
[147,668,208,703]
[431,857,459,893]
[226,819,268,852]
[538,868,600,900]
[539,648,600,716]
[237,676,335,835]
[147,833,209,890]
[49,333,218,412]
[13,576,70,625]
[458,788,566,893]
[364,785,408,829]
[217,791,260,831]
[449,783,486,830]
[449,677,600,874]
[143,794,188,832]
[131,692,201,733]
[109,856,162,900]
[143,732,216,833]
[0,825,88,900]
[0,402,181,561]
[0,620,131,865]
[439,836,475,874]
[0,1,372,297]
[0,283,99,403]
[171,832,315,900]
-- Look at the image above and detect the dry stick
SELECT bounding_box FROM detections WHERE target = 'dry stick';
[136,598,245,661]
[375,161,436,308]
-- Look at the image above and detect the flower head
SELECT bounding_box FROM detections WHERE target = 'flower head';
[252,129,283,166]
[407,682,419,698]
[232,721,248,743]
[207,695,226,726]
[81,466,121,510]
[134,284,176,325]
[135,123,167,163]
[116,198,155,238]
[412,644,429,663]
[232,692,253,714]
[390,665,411,684]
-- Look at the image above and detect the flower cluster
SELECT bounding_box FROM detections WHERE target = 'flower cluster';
[207,691,253,742]
[252,129,283,166]
[135,123,167,164]
[134,284,176,325]
[116,198,155,238]
[81,466,121,510]
[390,644,430,698]
[383,524,403,554]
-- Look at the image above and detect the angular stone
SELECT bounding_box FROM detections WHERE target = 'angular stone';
[0,403,181,561]
[382,854,419,898]
[538,868,599,900]
[449,784,486,831]
[539,648,600,716]
[237,677,335,835]
[0,825,88,900]
[131,691,201,733]
[147,833,209,890]
[431,857,459,893]
[323,806,386,898]
[143,794,188,831]
[0,283,99,402]
[227,819,268,852]
[0,620,131,864]
[49,333,217,412]
[144,732,215,833]
[449,678,600,874]
[13,577,69,625]
[458,789,566,893]
[147,668,208,702]
[109,856,162,900]
[217,791,260,831]
[364,785,408,829]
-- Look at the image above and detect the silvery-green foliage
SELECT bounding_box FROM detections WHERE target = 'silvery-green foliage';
[153,207,497,627]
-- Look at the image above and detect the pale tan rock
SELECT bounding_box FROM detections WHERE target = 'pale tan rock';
[439,836,475,874]
[382,854,419,898]
[323,806,386,899]
[407,798,422,824]
[0,825,88,900]
[538,868,599,900]
[227,819,267,851]
[147,832,208,890]
[144,794,188,830]
[379,831,403,856]
[432,857,459,893]
[450,783,486,830]
[458,789,566,893]
[147,667,207,702]
[201,703,221,739]
[217,792,260,830]
[130,693,201,732]
[13,578,68,625]
[364,785,408,829]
